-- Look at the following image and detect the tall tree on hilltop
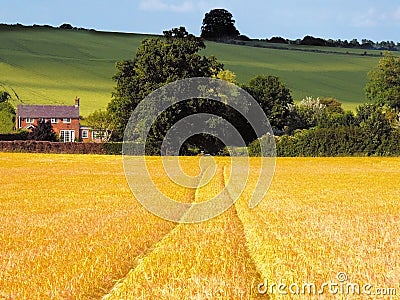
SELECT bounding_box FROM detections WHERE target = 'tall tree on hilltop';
[201,9,240,41]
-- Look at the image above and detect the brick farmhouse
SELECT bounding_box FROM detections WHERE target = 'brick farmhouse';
[16,98,99,142]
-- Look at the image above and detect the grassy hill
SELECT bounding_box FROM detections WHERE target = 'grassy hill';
[0,26,383,117]
[202,42,382,110]
[0,26,152,116]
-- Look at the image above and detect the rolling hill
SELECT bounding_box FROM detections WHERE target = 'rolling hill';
[0,26,383,116]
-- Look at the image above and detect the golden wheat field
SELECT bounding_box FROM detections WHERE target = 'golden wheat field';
[0,153,400,299]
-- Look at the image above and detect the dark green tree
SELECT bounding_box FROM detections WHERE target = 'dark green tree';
[366,52,400,110]
[107,27,224,141]
[243,75,294,133]
[0,91,11,103]
[0,91,15,133]
[0,103,15,134]
[59,23,73,29]
[355,104,392,151]
[28,120,58,141]
[285,97,354,133]
[107,60,139,139]
[289,97,327,130]
[201,9,240,40]
[319,97,345,114]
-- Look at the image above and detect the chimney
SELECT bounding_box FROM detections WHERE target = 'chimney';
[74,96,80,107]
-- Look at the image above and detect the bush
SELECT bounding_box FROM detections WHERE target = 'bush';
[275,126,400,157]
[28,120,58,141]
[0,131,29,141]
[0,100,16,133]
[237,35,251,41]
[248,134,276,157]
[0,141,124,155]
[102,142,123,155]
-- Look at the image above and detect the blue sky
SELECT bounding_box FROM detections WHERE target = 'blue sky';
[1,0,399,42]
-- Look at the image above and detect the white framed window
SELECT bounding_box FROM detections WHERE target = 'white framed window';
[92,131,106,140]
[60,130,75,142]
[63,118,71,123]
[81,130,88,139]
[25,118,34,124]
[51,118,58,124]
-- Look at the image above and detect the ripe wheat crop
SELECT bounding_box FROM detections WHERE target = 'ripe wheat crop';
[0,153,193,299]
[1,154,399,299]
[230,157,400,299]
[104,162,261,299]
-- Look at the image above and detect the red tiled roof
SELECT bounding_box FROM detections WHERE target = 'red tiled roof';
[17,105,79,118]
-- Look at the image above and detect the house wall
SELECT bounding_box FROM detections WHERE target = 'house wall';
[53,119,80,138]
[80,128,103,143]
[80,128,90,142]
[19,118,80,141]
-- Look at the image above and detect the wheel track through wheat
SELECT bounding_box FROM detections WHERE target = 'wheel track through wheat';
[103,162,264,299]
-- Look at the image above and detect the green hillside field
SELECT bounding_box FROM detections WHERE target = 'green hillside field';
[0,26,384,117]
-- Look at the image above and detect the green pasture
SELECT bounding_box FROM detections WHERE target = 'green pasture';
[0,27,151,116]
[203,42,380,110]
[0,26,381,117]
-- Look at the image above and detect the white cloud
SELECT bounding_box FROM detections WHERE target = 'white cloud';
[139,0,195,13]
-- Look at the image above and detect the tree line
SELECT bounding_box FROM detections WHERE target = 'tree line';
[264,36,400,51]
[197,8,400,51]
[101,20,400,156]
